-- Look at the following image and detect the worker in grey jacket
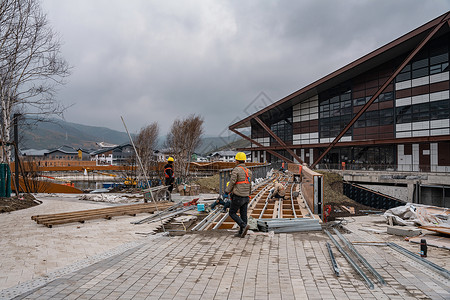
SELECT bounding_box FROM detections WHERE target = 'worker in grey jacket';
[225,152,252,238]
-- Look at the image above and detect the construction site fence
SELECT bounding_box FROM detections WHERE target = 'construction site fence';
[218,164,273,194]
[343,182,405,210]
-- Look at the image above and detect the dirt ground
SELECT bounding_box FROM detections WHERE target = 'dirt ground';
[319,171,384,221]
[192,174,220,193]
[0,193,40,213]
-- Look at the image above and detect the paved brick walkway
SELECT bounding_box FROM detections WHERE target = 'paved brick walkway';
[7,229,450,300]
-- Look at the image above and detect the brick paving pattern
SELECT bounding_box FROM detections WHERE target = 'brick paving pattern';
[9,231,450,300]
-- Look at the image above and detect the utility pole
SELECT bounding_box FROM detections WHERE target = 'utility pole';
[14,114,20,194]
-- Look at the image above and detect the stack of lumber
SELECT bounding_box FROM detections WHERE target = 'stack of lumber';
[31,202,174,228]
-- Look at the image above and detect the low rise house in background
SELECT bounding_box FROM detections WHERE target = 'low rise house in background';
[209,151,251,162]
[46,145,91,161]
[90,143,135,166]
[154,149,176,162]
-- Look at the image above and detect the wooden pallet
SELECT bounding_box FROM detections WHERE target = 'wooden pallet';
[31,202,174,228]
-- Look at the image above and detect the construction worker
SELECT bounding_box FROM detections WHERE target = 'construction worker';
[270,180,285,201]
[164,157,175,192]
[225,152,252,238]
[211,183,231,213]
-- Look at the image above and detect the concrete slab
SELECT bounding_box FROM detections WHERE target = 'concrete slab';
[387,225,422,237]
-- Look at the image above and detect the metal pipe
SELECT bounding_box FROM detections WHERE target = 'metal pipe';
[121,116,165,232]
[145,206,195,223]
[290,183,297,218]
[191,207,221,231]
[326,242,340,276]
[324,230,374,289]
[212,212,229,230]
[387,242,450,280]
[198,209,223,231]
[333,228,386,285]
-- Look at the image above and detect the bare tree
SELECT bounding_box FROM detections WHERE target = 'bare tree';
[134,122,159,179]
[0,0,70,163]
[166,114,204,182]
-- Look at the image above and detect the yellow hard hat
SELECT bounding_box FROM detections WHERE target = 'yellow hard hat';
[168,157,174,162]
[235,152,246,161]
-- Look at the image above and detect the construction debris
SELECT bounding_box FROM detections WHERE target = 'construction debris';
[383,203,449,227]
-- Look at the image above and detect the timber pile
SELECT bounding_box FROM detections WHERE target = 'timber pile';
[31,202,174,228]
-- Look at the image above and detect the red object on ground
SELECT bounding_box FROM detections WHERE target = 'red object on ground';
[323,205,332,222]
[183,198,199,206]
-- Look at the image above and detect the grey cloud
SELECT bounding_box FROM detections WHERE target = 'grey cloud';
[41,0,449,137]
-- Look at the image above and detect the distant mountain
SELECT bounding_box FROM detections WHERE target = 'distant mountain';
[19,118,251,154]
[19,118,129,150]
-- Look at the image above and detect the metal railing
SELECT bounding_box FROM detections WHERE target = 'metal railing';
[218,164,273,194]
[316,163,450,173]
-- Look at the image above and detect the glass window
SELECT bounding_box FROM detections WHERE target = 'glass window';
[341,107,352,115]
[366,119,379,127]
[396,72,411,82]
[380,115,394,125]
[430,53,448,65]
[412,58,428,70]
[353,98,366,106]
[430,64,442,75]
[412,67,428,79]
[355,119,365,128]
[341,93,351,101]
[341,100,352,108]
[430,100,450,120]
[321,111,329,118]
[401,65,411,72]
[330,96,339,103]
[366,111,378,119]
[413,103,429,113]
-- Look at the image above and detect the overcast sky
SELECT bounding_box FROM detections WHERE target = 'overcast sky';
[40,0,449,137]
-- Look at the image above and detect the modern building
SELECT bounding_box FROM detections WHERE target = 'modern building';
[230,12,450,173]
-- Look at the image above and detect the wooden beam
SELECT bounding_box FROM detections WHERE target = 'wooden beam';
[229,128,294,163]
[254,117,304,164]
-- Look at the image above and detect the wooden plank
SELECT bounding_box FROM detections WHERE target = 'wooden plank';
[33,203,174,223]
[419,226,450,236]
[31,202,169,220]
[35,204,174,224]
[32,202,174,227]
[341,206,355,214]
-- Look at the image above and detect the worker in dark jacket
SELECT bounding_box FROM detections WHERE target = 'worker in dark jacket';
[164,157,175,192]
[225,152,252,238]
